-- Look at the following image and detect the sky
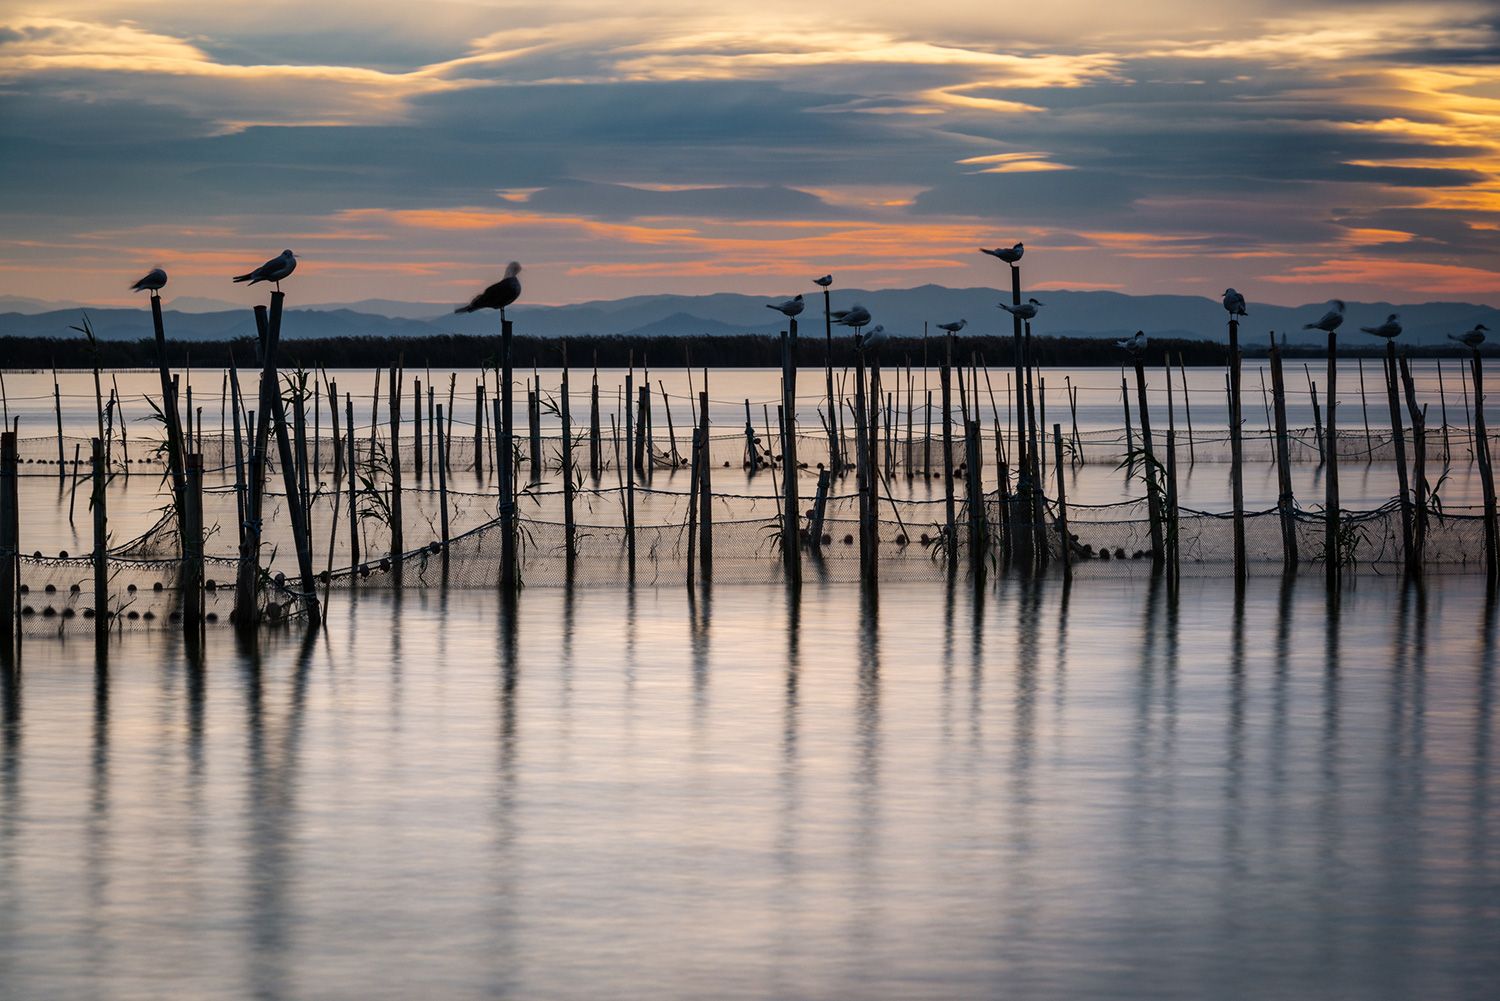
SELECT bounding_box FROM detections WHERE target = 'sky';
[1,0,1498,308]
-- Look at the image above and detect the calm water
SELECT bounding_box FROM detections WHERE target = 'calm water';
[1,576,1496,999]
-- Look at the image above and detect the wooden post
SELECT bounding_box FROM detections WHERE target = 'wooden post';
[686,426,700,587]
[1461,358,1474,459]
[590,362,602,480]
[810,468,830,554]
[500,318,517,594]
[265,309,320,626]
[1325,332,1340,589]
[940,341,956,570]
[183,453,204,630]
[413,378,423,481]
[625,370,636,581]
[327,374,342,483]
[1399,356,1429,573]
[1178,353,1195,464]
[1269,338,1299,573]
[866,353,882,586]
[148,296,188,528]
[1133,360,1165,573]
[780,325,801,585]
[474,381,486,479]
[53,367,65,483]
[1470,350,1498,583]
[1052,423,1071,581]
[234,298,278,628]
[965,418,986,577]
[1358,356,1373,455]
[389,363,404,584]
[91,437,108,636]
[1164,362,1180,577]
[659,381,680,467]
[698,387,713,581]
[823,286,840,475]
[1384,342,1415,574]
[1305,364,1325,463]
[1009,263,1027,480]
[1228,318,1246,585]
[346,395,359,569]
[1437,359,1452,464]
[531,386,544,483]
[562,354,576,578]
[0,433,15,649]
[1121,370,1134,473]
[1067,377,1083,465]
[436,404,450,565]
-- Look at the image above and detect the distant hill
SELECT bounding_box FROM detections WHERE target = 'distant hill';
[3,285,1495,348]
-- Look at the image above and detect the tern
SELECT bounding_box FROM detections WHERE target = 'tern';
[1222,288,1247,316]
[455,262,523,317]
[766,294,805,318]
[1117,331,1147,355]
[936,320,966,334]
[1359,313,1402,340]
[130,268,168,294]
[232,249,297,290]
[980,243,1024,264]
[1449,324,1489,350]
[1000,298,1043,320]
[1302,299,1345,333]
[813,275,833,288]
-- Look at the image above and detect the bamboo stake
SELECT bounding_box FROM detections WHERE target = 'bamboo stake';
[698,386,713,581]
[0,434,17,649]
[1399,356,1428,572]
[436,403,450,563]
[183,453,204,630]
[1358,357,1372,455]
[91,437,107,638]
[1178,353,1195,464]
[346,395,359,569]
[1437,359,1452,464]
[1269,337,1298,573]
[500,317,517,594]
[389,363,404,584]
[1227,319,1246,585]
[413,378,423,481]
[1052,422,1070,581]
[1133,359,1165,573]
[1384,341,1415,574]
[562,351,576,579]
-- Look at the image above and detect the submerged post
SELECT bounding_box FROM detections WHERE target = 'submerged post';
[500,317,517,594]
[1133,360,1165,574]
[183,453,204,630]
[389,363,404,585]
[91,437,108,637]
[780,325,801,586]
[1269,337,1298,573]
[1052,423,1071,582]
[0,433,14,649]
[698,387,714,582]
[1384,341,1415,574]
[1325,330,1340,590]
[1470,350,1498,583]
[1228,318,1247,585]
[561,351,577,580]
[346,395,359,569]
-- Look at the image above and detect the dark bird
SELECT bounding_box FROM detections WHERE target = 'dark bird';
[1117,330,1147,355]
[232,249,297,289]
[813,274,833,287]
[455,261,523,316]
[1302,299,1345,333]
[936,319,966,334]
[999,297,1043,320]
[1449,324,1489,349]
[766,294,804,318]
[980,243,1024,264]
[130,268,168,293]
[1222,288,1247,316]
[1359,313,1402,340]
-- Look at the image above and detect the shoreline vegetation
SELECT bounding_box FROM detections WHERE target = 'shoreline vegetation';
[2,332,1494,369]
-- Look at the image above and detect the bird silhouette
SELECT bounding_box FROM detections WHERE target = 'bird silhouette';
[232,250,297,290]
[766,294,804,318]
[1359,313,1402,340]
[936,320,966,334]
[131,268,168,293]
[1302,299,1345,333]
[813,275,833,288]
[980,243,1024,264]
[1222,288,1247,316]
[455,262,523,316]
[1117,330,1147,355]
[860,324,886,350]
[999,298,1043,320]
[1449,324,1489,349]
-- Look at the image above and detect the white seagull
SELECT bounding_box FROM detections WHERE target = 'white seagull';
[860,325,886,350]
[1449,323,1489,349]
[130,268,168,293]
[1302,299,1345,333]
[766,294,805,318]
[832,304,871,328]
[813,275,833,288]
[1359,313,1402,340]
[980,243,1024,264]
[1000,298,1043,320]
[936,320,966,334]
[455,262,523,316]
[232,249,297,289]
[1117,331,1147,355]
[1222,288,1247,316]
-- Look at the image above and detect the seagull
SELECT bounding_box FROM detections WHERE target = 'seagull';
[813,275,833,288]
[860,325,886,350]
[130,268,168,294]
[1222,288,1247,316]
[1449,324,1489,350]
[832,304,871,328]
[936,319,967,334]
[1302,299,1345,333]
[980,243,1025,264]
[455,261,523,316]
[1117,330,1147,355]
[999,298,1043,320]
[766,294,804,318]
[232,249,297,290]
[1359,313,1402,340]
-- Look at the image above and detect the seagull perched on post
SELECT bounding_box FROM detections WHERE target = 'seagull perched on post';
[936,320,966,334]
[831,304,871,328]
[1117,331,1147,356]
[1359,313,1402,340]
[455,262,523,318]
[232,250,297,290]
[1449,324,1489,350]
[1302,299,1345,333]
[1000,298,1043,320]
[1222,288,1247,316]
[766,294,804,318]
[980,243,1024,264]
[130,268,168,294]
[813,275,833,288]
